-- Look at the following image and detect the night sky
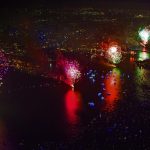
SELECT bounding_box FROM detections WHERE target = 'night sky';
[1,0,150,8]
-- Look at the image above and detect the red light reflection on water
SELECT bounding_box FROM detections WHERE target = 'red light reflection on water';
[65,90,82,125]
[103,68,121,112]
[130,57,135,63]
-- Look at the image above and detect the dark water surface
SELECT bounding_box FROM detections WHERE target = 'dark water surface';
[0,51,150,149]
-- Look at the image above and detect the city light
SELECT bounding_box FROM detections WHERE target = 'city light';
[0,49,9,86]
[0,6,150,150]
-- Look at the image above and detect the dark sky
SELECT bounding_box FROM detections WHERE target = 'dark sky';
[1,0,150,8]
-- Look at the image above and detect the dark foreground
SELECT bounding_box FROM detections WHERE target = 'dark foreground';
[0,51,150,149]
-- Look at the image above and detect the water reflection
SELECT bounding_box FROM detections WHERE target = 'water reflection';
[137,51,150,61]
[103,68,122,112]
[65,90,82,125]
[130,57,135,63]
[135,67,150,100]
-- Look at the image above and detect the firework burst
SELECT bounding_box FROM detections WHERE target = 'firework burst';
[139,26,150,46]
[64,60,81,87]
[105,44,122,64]
[56,57,81,88]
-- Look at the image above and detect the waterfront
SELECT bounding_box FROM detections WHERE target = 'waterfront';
[0,51,149,149]
[0,0,150,148]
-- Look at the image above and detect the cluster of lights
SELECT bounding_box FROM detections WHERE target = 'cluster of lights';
[105,45,122,64]
[139,27,150,46]
[138,51,150,61]
[86,69,97,83]
[64,60,81,87]
[0,50,9,86]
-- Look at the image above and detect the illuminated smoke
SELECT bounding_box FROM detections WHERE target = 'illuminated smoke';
[105,44,122,64]
[139,27,150,46]
[64,60,81,87]
[56,58,81,87]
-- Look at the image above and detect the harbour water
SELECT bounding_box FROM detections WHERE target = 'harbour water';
[0,51,150,149]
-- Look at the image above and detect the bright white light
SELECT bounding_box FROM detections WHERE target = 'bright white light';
[69,68,77,78]
[139,29,150,45]
[106,45,122,64]
[109,46,117,53]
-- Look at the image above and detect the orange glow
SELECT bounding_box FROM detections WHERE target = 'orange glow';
[103,68,121,112]
[130,51,136,55]
[65,90,82,125]
[130,57,135,63]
